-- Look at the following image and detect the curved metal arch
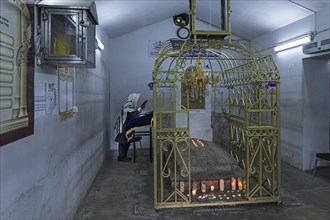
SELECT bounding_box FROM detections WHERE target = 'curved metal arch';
[152,39,274,88]
[152,38,281,209]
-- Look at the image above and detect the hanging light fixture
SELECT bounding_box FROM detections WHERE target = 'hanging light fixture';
[274,34,311,52]
[182,54,220,100]
[173,13,189,27]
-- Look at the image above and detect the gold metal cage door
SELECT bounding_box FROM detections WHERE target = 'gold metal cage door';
[152,39,281,209]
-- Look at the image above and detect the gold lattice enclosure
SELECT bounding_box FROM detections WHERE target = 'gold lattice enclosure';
[152,39,281,209]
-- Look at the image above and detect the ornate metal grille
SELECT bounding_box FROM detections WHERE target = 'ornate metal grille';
[152,39,280,209]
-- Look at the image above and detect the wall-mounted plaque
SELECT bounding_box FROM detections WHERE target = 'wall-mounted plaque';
[0,1,34,147]
[58,66,74,120]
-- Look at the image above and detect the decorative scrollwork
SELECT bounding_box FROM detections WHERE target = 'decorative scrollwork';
[152,38,280,206]
[177,138,189,152]
[180,168,189,177]
[162,167,171,178]
[161,139,174,152]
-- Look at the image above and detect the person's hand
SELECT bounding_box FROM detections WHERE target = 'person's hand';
[140,100,148,109]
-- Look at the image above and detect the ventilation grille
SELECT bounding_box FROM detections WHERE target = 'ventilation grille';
[304,42,317,50]
[303,38,330,54]
[320,38,330,46]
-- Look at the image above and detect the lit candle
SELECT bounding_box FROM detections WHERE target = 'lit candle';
[180,181,185,193]
[243,179,247,190]
[210,185,215,191]
[237,178,243,191]
[192,181,198,195]
[231,178,236,190]
[219,179,225,191]
[201,181,207,193]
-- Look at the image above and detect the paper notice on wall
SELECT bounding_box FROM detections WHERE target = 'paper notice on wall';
[34,95,46,117]
[46,82,57,115]
[34,82,57,118]
[148,40,163,57]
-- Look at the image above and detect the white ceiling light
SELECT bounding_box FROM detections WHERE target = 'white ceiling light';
[274,35,311,52]
[96,37,104,50]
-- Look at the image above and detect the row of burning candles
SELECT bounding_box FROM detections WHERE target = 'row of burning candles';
[191,139,205,147]
[179,178,246,196]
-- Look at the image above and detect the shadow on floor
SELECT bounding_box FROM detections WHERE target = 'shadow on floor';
[74,149,330,220]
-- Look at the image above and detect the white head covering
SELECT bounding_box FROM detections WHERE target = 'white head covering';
[126,93,140,109]
[122,93,140,129]
[114,93,141,139]
[123,93,140,114]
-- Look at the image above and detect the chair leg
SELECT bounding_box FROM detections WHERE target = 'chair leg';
[313,158,319,176]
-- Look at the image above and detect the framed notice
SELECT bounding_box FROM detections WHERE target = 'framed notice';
[0,1,34,147]
[58,66,74,120]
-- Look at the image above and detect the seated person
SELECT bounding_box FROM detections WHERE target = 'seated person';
[114,93,149,162]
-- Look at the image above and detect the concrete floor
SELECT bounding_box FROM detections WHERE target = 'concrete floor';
[74,149,330,220]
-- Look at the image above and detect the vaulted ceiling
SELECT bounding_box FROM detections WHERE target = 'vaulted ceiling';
[94,0,329,40]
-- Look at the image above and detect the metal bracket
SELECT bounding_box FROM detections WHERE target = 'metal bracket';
[41,47,48,55]
[42,12,48,21]
[80,20,90,27]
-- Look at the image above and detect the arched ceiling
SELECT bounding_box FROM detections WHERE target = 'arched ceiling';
[93,0,329,40]
[35,0,330,40]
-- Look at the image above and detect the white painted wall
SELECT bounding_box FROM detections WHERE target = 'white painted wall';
[0,25,111,219]
[255,7,330,170]
[302,57,329,170]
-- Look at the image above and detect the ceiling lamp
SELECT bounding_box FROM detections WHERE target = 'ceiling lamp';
[274,34,311,52]
[95,37,104,50]
[173,13,189,27]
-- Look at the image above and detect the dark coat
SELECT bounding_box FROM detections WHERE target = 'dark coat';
[114,110,140,144]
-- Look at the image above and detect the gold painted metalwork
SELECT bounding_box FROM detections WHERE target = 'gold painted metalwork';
[58,66,75,120]
[152,0,280,209]
[181,68,205,109]
[152,39,280,209]
[189,0,232,41]
[181,54,220,101]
